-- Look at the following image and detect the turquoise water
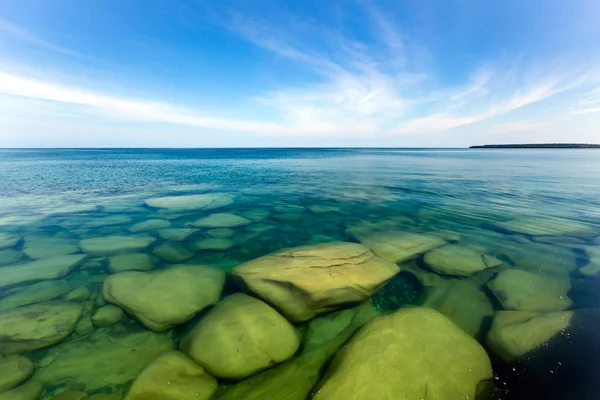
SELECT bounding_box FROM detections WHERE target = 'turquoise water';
[0,148,599,399]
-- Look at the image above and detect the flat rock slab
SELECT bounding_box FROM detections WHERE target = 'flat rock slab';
[79,236,156,256]
[125,351,217,400]
[22,236,79,259]
[0,280,72,311]
[108,253,153,273]
[157,228,198,241]
[423,244,503,277]
[231,242,399,322]
[145,193,233,212]
[487,269,572,312]
[0,302,83,355]
[181,293,300,379]
[0,233,20,249]
[492,217,596,237]
[0,254,85,290]
[36,325,174,391]
[205,228,236,238]
[346,225,446,264]
[0,380,42,400]
[103,265,226,331]
[127,219,171,233]
[486,310,573,362]
[313,308,493,400]
[192,213,251,228]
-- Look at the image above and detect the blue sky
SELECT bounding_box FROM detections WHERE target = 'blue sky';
[1,0,599,147]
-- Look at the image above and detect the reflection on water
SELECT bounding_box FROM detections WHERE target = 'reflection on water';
[0,148,599,400]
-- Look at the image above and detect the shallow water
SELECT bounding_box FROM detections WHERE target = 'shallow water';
[0,148,599,400]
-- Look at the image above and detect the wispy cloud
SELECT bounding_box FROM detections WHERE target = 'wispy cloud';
[486,120,549,135]
[0,72,286,133]
[0,19,81,57]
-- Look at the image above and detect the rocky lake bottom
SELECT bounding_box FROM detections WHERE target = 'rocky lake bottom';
[0,148,599,400]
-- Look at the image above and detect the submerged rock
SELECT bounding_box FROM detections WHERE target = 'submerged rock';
[313,308,493,400]
[152,242,193,263]
[181,293,300,379]
[308,205,342,214]
[191,213,251,228]
[0,255,85,290]
[191,238,234,251]
[83,216,133,229]
[491,217,596,237]
[108,253,153,273]
[145,193,234,212]
[127,219,171,233]
[0,280,72,311]
[0,249,23,266]
[156,228,197,241]
[125,351,217,400]
[239,209,270,222]
[79,236,155,256]
[0,380,42,400]
[0,302,82,355]
[63,287,91,302]
[0,233,20,249]
[205,228,235,238]
[0,356,34,394]
[486,310,573,362]
[346,225,446,264]
[36,325,174,391]
[51,390,89,400]
[423,244,502,277]
[231,242,399,322]
[423,278,495,338]
[22,236,79,259]
[487,269,572,312]
[92,305,124,328]
[103,265,225,331]
[580,246,600,276]
[215,301,378,400]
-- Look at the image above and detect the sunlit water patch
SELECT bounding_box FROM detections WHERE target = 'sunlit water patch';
[0,148,599,400]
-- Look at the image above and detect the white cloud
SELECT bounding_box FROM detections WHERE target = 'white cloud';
[0,72,287,133]
[0,19,81,57]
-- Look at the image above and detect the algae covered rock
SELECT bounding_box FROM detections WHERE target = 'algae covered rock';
[145,193,234,212]
[486,310,573,362]
[0,302,82,355]
[0,380,43,400]
[108,253,153,273]
[346,225,446,263]
[487,269,572,312]
[103,265,225,331]
[0,255,85,290]
[92,305,124,328]
[423,244,502,276]
[231,242,399,322]
[0,280,72,311]
[191,213,251,228]
[79,236,155,256]
[0,249,23,266]
[215,301,378,400]
[152,242,193,263]
[125,351,217,400]
[36,325,174,390]
[180,293,300,379]
[205,228,235,238]
[191,238,234,251]
[313,308,493,400]
[0,356,34,394]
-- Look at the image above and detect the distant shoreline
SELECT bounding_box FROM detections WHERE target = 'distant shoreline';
[470,144,600,149]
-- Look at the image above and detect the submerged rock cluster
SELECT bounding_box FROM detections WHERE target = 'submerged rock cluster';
[0,190,598,400]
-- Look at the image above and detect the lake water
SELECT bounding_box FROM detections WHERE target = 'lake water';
[0,148,599,400]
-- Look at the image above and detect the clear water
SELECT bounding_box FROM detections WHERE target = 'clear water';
[0,148,599,399]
